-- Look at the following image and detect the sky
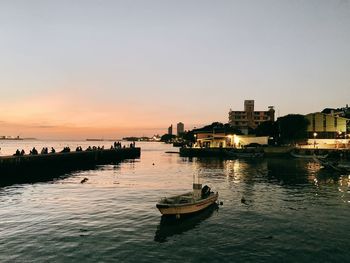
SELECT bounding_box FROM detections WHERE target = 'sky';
[0,0,349,139]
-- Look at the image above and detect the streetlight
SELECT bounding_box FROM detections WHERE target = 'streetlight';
[336,131,343,149]
[313,132,317,149]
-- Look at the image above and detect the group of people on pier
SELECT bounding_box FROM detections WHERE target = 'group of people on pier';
[12,141,136,157]
[112,141,135,149]
[13,149,25,156]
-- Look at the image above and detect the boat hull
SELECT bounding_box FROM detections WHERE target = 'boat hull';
[291,152,328,159]
[156,192,218,216]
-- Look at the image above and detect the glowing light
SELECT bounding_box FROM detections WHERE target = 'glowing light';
[233,134,240,145]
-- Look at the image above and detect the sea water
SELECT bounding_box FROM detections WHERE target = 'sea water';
[0,141,349,262]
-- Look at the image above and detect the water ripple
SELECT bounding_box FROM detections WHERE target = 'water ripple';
[1,142,350,262]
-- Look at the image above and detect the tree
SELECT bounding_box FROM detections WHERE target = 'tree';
[160,134,176,142]
[193,122,242,135]
[179,130,196,143]
[255,121,277,137]
[276,114,309,145]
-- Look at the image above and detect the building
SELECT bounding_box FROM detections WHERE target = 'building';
[305,112,349,139]
[304,112,350,148]
[229,100,275,134]
[168,124,173,135]
[177,122,184,136]
[193,124,268,148]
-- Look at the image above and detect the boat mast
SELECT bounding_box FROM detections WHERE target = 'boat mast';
[193,170,202,199]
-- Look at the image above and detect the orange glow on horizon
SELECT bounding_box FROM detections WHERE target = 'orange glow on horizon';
[0,91,175,139]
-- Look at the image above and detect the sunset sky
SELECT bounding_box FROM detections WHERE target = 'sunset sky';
[0,0,349,139]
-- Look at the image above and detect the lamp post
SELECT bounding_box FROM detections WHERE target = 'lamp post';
[313,132,317,149]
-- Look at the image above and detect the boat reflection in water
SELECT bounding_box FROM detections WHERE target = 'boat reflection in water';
[154,203,218,243]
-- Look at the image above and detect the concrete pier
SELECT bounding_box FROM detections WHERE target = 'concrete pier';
[0,148,141,186]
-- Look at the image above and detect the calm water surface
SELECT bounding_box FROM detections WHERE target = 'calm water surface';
[0,141,349,262]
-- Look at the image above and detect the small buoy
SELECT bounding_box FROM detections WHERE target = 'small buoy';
[220,201,223,206]
[81,177,88,184]
[262,235,273,240]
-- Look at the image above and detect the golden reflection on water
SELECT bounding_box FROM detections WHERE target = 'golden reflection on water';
[304,158,350,203]
[338,175,350,203]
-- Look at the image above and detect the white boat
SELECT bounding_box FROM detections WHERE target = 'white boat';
[156,183,218,218]
[291,151,328,159]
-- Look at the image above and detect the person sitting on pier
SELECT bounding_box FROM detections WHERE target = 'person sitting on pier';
[30,147,38,155]
[60,147,71,153]
[51,147,56,153]
[86,146,92,151]
[20,149,25,155]
[41,147,48,154]
[76,146,82,152]
[13,149,21,156]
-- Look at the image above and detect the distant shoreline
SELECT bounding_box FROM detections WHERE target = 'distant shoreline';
[0,138,37,141]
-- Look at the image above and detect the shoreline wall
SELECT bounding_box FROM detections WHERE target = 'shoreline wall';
[0,148,141,186]
[179,147,350,159]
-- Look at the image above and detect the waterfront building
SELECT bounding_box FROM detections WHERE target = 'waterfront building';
[193,124,267,148]
[305,112,349,139]
[168,125,173,135]
[229,100,275,134]
[194,131,268,148]
[177,122,184,136]
[305,112,350,148]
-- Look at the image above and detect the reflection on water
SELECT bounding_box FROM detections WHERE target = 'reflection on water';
[1,142,350,262]
[0,160,123,187]
[154,204,218,243]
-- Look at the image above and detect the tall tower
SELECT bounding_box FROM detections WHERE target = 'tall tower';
[268,106,275,122]
[177,122,184,136]
[168,125,173,135]
[244,100,255,127]
[244,100,254,112]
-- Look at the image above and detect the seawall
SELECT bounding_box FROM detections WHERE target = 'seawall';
[179,147,350,159]
[0,148,141,185]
